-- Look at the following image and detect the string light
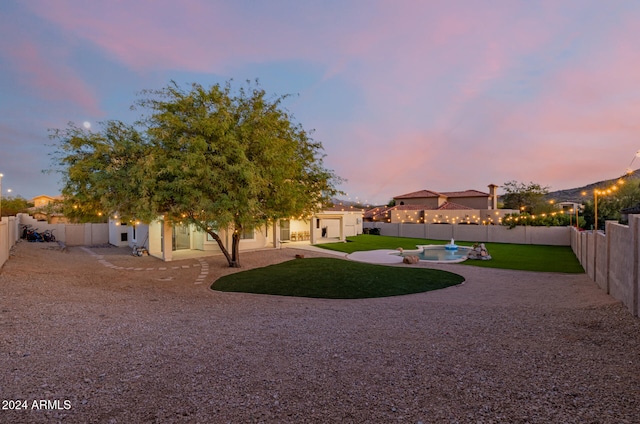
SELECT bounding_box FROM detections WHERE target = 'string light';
[626,149,640,174]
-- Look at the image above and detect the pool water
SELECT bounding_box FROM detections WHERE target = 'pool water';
[399,245,471,263]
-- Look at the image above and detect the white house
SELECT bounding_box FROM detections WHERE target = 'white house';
[108,206,364,261]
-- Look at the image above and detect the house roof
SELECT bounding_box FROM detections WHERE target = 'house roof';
[363,206,393,220]
[365,202,474,219]
[323,205,365,212]
[442,190,490,198]
[435,201,474,210]
[32,194,63,201]
[394,189,490,199]
[621,203,640,214]
[392,204,428,211]
[394,190,443,199]
[393,202,474,211]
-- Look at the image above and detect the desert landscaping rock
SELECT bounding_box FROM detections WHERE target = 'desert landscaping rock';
[1,241,640,423]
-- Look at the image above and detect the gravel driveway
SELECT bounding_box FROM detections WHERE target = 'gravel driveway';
[1,241,639,423]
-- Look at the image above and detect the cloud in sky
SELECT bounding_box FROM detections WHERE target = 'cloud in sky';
[1,0,639,204]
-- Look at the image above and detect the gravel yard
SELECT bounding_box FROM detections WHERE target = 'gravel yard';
[1,241,639,423]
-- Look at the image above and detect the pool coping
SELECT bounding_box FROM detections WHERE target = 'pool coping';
[346,245,472,264]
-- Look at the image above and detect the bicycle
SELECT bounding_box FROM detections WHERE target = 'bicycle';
[21,225,33,239]
[26,228,44,242]
[42,229,56,242]
[132,245,149,256]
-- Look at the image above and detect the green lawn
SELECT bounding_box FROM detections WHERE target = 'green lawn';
[211,235,582,299]
[316,235,584,273]
[211,257,464,299]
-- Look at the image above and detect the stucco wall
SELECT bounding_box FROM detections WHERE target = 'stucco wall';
[453,225,489,242]
[492,226,527,244]
[586,232,596,280]
[366,222,571,245]
[8,215,112,253]
[320,219,342,239]
[528,226,571,245]
[237,227,271,250]
[391,209,423,224]
[59,223,108,246]
[90,223,110,246]
[608,221,635,314]
[389,208,516,226]
[426,224,455,241]
[200,226,270,252]
[109,220,130,246]
[423,210,480,225]
[572,229,584,277]
[396,197,440,207]
[579,232,589,275]
[18,214,66,242]
[0,219,7,267]
[571,216,640,317]
[290,219,311,236]
[0,217,20,268]
[456,197,490,209]
[594,232,608,292]
[63,224,86,246]
[401,224,427,239]
[344,225,358,237]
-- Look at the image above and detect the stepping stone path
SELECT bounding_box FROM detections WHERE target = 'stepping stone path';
[80,247,210,285]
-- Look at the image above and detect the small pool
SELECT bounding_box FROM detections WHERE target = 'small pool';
[397,245,471,263]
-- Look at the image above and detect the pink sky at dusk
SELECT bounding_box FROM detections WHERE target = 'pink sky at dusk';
[1,0,639,204]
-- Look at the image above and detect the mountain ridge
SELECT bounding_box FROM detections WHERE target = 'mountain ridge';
[333,169,640,208]
[545,169,640,203]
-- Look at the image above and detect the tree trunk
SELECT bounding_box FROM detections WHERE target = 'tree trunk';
[230,232,241,268]
[205,229,237,268]
[190,218,241,268]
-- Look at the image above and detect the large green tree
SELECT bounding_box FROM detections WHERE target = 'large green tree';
[50,120,149,223]
[500,180,550,214]
[51,80,342,267]
[0,196,33,217]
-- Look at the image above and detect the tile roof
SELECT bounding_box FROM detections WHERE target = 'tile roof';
[435,201,474,210]
[394,190,443,199]
[394,189,490,199]
[365,202,474,219]
[392,204,428,211]
[621,203,640,214]
[391,202,474,211]
[323,205,365,212]
[363,206,392,220]
[442,189,490,197]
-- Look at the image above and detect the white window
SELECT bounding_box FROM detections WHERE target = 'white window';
[240,228,255,240]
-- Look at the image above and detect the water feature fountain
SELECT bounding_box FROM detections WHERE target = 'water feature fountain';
[347,238,473,264]
[398,243,471,263]
[444,238,458,251]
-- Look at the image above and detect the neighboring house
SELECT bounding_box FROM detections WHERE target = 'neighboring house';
[30,195,67,223]
[108,206,364,261]
[363,206,393,222]
[621,203,640,224]
[32,195,61,208]
[366,185,516,225]
[557,202,582,213]
[393,185,499,209]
